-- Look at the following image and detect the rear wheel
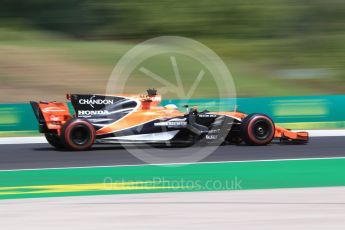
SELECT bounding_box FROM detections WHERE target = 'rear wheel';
[60,118,95,151]
[45,133,64,149]
[240,113,275,146]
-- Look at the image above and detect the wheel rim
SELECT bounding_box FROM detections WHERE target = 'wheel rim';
[252,120,271,140]
[70,125,91,145]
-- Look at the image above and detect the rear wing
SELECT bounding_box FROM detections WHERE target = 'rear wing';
[30,101,72,134]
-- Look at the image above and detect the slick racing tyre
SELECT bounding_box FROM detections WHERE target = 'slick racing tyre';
[240,113,275,146]
[60,118,95,151]
[45,133,64,149]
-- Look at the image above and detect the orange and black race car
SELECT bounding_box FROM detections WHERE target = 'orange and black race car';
[30,89,308,150]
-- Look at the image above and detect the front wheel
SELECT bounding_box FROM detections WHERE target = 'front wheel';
[240,113,275,146]
[60,118,95,151]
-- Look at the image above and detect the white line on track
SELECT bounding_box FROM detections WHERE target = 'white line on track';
[1,156,345,172]
[0,136,46,145]
[296,129,345,137]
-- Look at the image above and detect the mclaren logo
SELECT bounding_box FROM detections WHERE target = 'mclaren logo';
[79,96,114,108]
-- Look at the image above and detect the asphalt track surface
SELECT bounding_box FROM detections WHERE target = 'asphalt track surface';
[0,136,344,170]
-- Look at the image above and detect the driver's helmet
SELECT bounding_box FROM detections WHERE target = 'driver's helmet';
[164,104,178,110]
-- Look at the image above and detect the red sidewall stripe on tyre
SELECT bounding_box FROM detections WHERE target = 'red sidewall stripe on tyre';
[64,121,95,150]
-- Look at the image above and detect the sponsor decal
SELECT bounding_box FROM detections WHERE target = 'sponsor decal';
[154,118,187,127]
[88,118,113,122]
[42,107,65,113]
[49,115,60,121]
[207,129,221,134]
[206,134,218,140]
[154,121,187,127]
[198,114,217,118]
[78,95,114,108]
[78,110,109,117]
[168,118,187,122]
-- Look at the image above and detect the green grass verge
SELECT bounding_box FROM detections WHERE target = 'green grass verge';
[1,158,345,199]
[0,28,344,103]
[0,131,40,137]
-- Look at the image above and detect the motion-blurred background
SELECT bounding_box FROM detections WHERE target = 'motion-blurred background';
[0,0,344,102]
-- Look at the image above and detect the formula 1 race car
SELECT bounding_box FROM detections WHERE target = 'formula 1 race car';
[30,89,309,150]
